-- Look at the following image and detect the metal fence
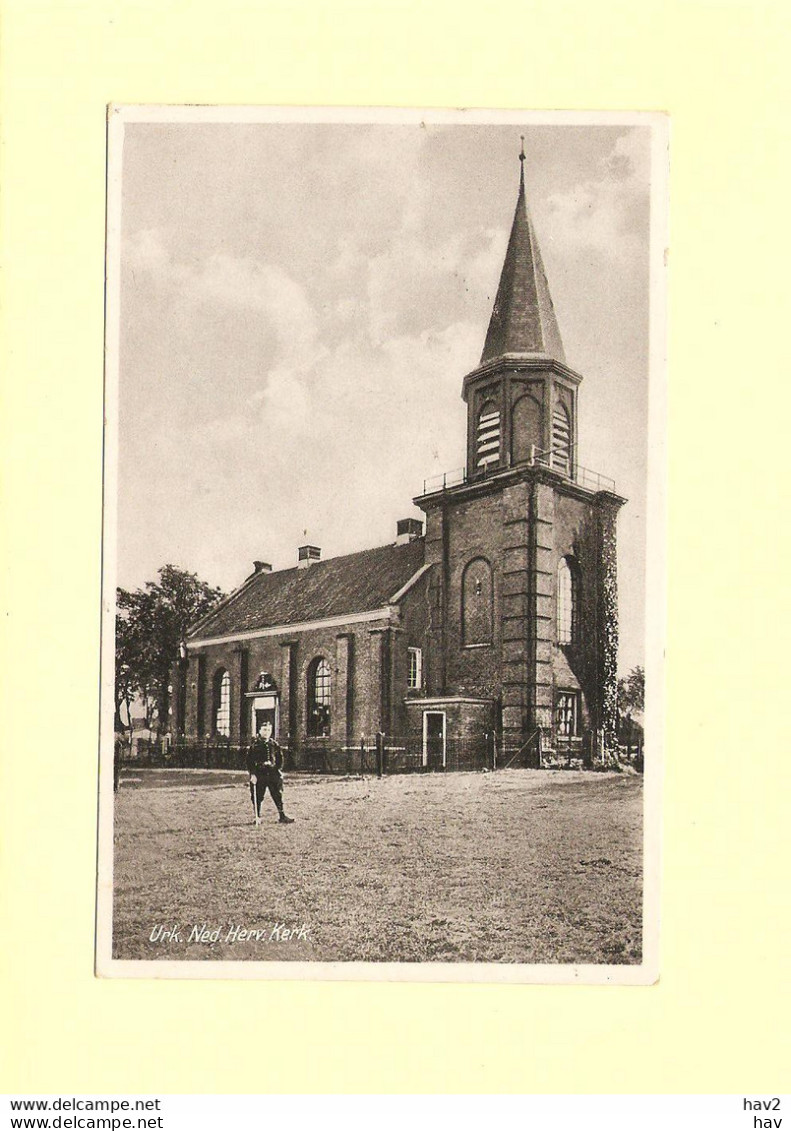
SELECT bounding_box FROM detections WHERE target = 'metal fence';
[124,736,246,769]
[119,731,641,774]
[536,734,589,770]
[359,734,494,775]
[120,733,495,774]
[618,739,644,773]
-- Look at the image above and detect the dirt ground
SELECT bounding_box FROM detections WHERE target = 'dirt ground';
[112,768,643,964]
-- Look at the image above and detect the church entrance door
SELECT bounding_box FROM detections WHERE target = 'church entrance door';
[250,694,279,739]
[254,706,277,734]
[423,711,446,770]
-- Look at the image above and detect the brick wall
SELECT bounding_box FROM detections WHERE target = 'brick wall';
[418,465,621,751]
[177,581,434,753]
[552,489,602,734]
[391,569,432,735]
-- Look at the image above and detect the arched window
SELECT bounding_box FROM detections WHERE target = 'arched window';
[552,402,572,475]
[307,657,331,737]
[511,394,543,465]
[557,557,579,645]
[476,400,501,470]
[462,558,493,646]
[214,669,231,736]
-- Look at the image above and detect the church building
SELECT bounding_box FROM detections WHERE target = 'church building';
[172,151,625,769]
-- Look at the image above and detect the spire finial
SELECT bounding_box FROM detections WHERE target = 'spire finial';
[519,135,526,162]
[518,135,526,189]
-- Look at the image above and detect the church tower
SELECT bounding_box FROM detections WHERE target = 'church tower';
[464,140,579,482]
[412,145,625,764]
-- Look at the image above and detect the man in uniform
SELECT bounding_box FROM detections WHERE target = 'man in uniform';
[247,719,295,825]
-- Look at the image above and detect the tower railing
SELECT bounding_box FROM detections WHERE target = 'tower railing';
[421,445,616,497]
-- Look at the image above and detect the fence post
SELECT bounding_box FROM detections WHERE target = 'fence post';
[491,731,497,772]
[376,731,384,778]
[360,735,366,775]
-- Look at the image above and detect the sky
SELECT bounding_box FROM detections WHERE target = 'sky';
[116,118,652,675]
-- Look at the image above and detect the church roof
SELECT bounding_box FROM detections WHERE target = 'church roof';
[188,538,427,641]
[480,155,566,365]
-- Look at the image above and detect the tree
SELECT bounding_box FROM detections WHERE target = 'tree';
[115,586,160,733]
[114,607,139,737]
[115,565,224,735]
[617,665,645,738]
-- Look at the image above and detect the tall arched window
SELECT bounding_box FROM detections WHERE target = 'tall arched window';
[307,657,331,737]
[511,394,543,465]
[552,402,572,475]
[214,669,231,736]
[557,557,579,645]
[462,558,493,646]
[476,401,501,470]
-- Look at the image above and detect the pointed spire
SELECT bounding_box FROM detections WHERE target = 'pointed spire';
[481,143,565,365]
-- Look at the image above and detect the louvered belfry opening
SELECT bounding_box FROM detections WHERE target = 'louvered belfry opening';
[476,403,501,470]
[551,403,572,475]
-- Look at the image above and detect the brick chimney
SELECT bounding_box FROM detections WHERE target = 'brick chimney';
[253,561,272,574]
[395,518,423,545]
[298,544,321,569]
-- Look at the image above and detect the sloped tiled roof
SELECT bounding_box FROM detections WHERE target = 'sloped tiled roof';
[189,538,426,641]
[481,162,566,365]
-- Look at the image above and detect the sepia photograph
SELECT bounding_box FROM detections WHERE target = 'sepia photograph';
[97,107,666,981]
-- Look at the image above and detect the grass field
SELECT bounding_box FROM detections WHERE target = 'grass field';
[112,768,643,964]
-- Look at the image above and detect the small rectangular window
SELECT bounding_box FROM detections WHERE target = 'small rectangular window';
[408,647,423,690]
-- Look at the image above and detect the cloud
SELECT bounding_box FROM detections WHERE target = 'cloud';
[123,228,329,452]
[125,228,322,368]
[362,223,506,348]
[542,128,650,258]
[252,365,312,434]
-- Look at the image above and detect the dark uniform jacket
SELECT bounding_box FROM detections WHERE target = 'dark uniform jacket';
[247,736,284,777]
